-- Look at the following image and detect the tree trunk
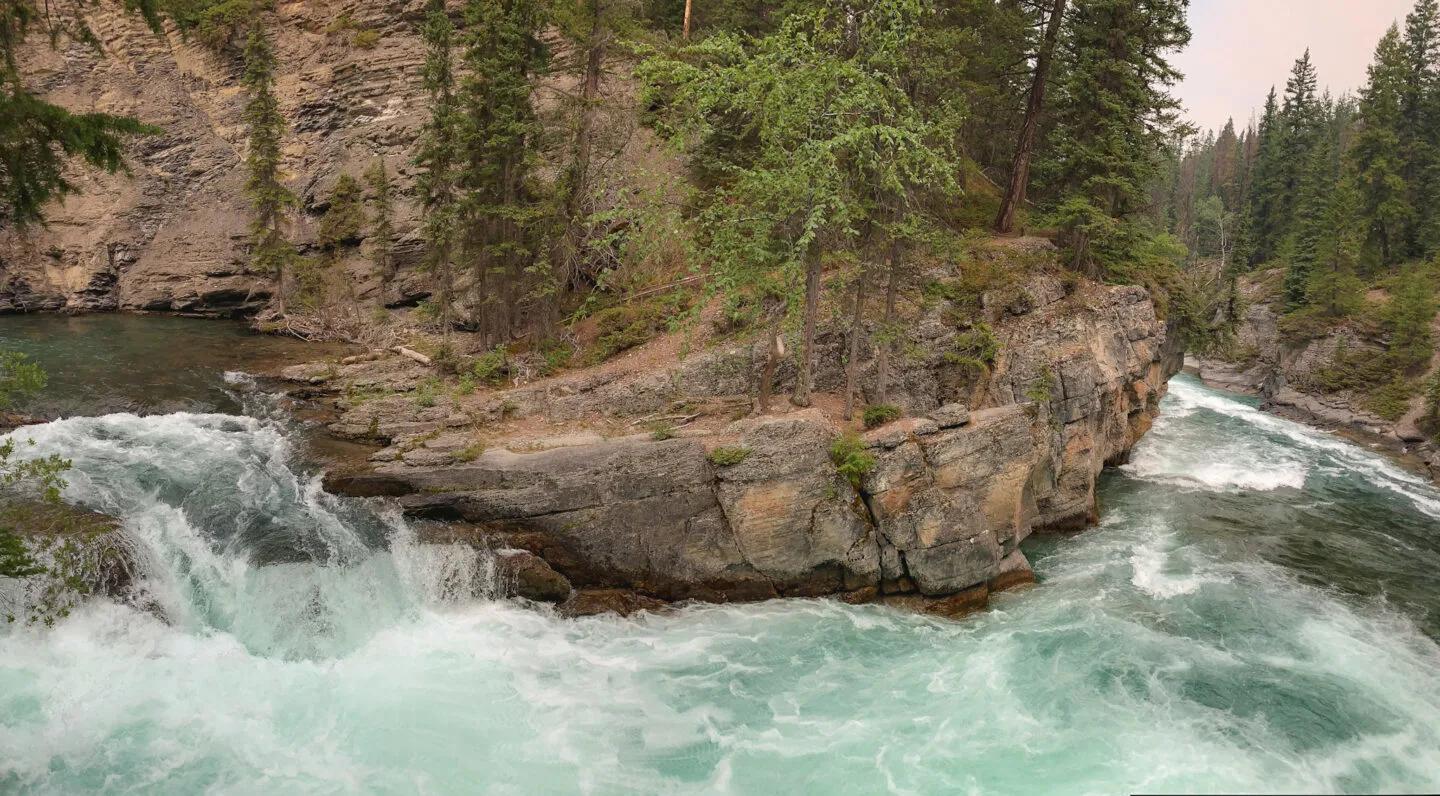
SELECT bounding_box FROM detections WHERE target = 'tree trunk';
[843,264,869,421]
[682,0,692,39]
[874,243,900,406]
[792,247,822,407]
[994,0,1067,234]
[758,312,783,413]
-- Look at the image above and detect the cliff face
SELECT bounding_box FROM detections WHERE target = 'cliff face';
[0,0,434,313]
[1192,272,1440,479]
[299,276,1183,617]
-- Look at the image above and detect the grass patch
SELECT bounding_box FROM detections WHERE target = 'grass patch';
[707,447,751,467]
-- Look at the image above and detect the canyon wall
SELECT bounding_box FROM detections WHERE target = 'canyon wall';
[0,0,443,314]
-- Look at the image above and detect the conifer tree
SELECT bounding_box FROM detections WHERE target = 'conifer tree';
[455,0,550,344]
[1247,88,1285,264]
[1352,25,1413,269]
[1401,0,1440,254]
[1049,0,1191,276]
[318,173,365,253]
[415,0,461,338]
[241,22,296,316]
[364,158,395,280]
[1304,178,1365,318]
[0,0,161,229]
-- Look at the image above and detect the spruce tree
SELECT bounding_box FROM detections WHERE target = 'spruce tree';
[414,0,461,337]
[455,0,550,344]
[318,173,365,252]
[1401,0,1440,254]
[1352,24,1413,269]
[1247,88,1285,264]
[241,22,296,316]
[364,158,395,280]
[1049,0,1191,276]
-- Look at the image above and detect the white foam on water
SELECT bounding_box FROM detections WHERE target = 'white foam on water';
[4,383,1440,792]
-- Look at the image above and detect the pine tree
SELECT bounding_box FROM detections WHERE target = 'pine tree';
[1352,24,1413,269]
[241,22,296,316]
[318,173,364,252]
[364,158,395,280]
[1304,177,1365,318]
[1401,0,1440,254]
[455,0,551,345]
[414,0,461,338]
[1049,0,1191,276]
[1247,88,1285,264]
[0,0,161,229]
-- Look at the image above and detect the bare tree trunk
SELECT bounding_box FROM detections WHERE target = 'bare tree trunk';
[758,312,783,413]
[682,0,692,39]
[994,0,1067,234]
[874,243,901,406]
[843,264,869,420]
[792,247,822,407]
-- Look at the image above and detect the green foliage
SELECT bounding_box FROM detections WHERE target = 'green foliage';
[191,0,260,53]
[944,322,1001,373]
[0,350,71,586]
[1026,365,1054,404]
[452,441,486,462]
[584,293,692,365]
[241,23,296,305]
[1380,264,1437,372]
[641,0,964,384]
[707,446,751,467]
[413,377,441,408]
[0,54,158,228]
[351,28,380,49]
[861,404,902,430]
[1366,377,1415,421]
[0,350,45,409]
[649,421,676,441]
[364,159,395,278]
[829,431,876,489]
[1049,0,1190,275]
[318,173,365,251]
[472,345,511,386]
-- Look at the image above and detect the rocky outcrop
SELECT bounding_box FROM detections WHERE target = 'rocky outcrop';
[1192,272,1440,477]
[312,278,1183,616]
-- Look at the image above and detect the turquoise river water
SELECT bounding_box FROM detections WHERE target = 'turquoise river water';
[2,317,1440,793]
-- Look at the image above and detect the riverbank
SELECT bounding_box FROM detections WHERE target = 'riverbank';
[272,276,1184,617]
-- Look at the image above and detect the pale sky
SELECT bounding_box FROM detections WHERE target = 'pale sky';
[1174,0,1416,134]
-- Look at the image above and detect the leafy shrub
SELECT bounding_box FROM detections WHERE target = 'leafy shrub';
[473,345,511,386]
[351,29,380,49]
[537,339,573,377]
[707,447,751,467]
[862,404,902,429]
[829,432,876,488]
[649,421,676,441]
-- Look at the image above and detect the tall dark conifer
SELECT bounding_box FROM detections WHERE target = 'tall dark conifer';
[241,22,295,316]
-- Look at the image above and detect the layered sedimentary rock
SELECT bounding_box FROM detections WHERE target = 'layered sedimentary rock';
[313,278,1184,615]
[1,0,436,314]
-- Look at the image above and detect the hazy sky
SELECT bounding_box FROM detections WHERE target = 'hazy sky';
[1174,0,1416,133]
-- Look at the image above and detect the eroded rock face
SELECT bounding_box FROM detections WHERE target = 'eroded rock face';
[318,280,1182,615]
[1,0,443,314]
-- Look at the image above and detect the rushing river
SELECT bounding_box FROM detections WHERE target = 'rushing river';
[2,322,1440,794]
